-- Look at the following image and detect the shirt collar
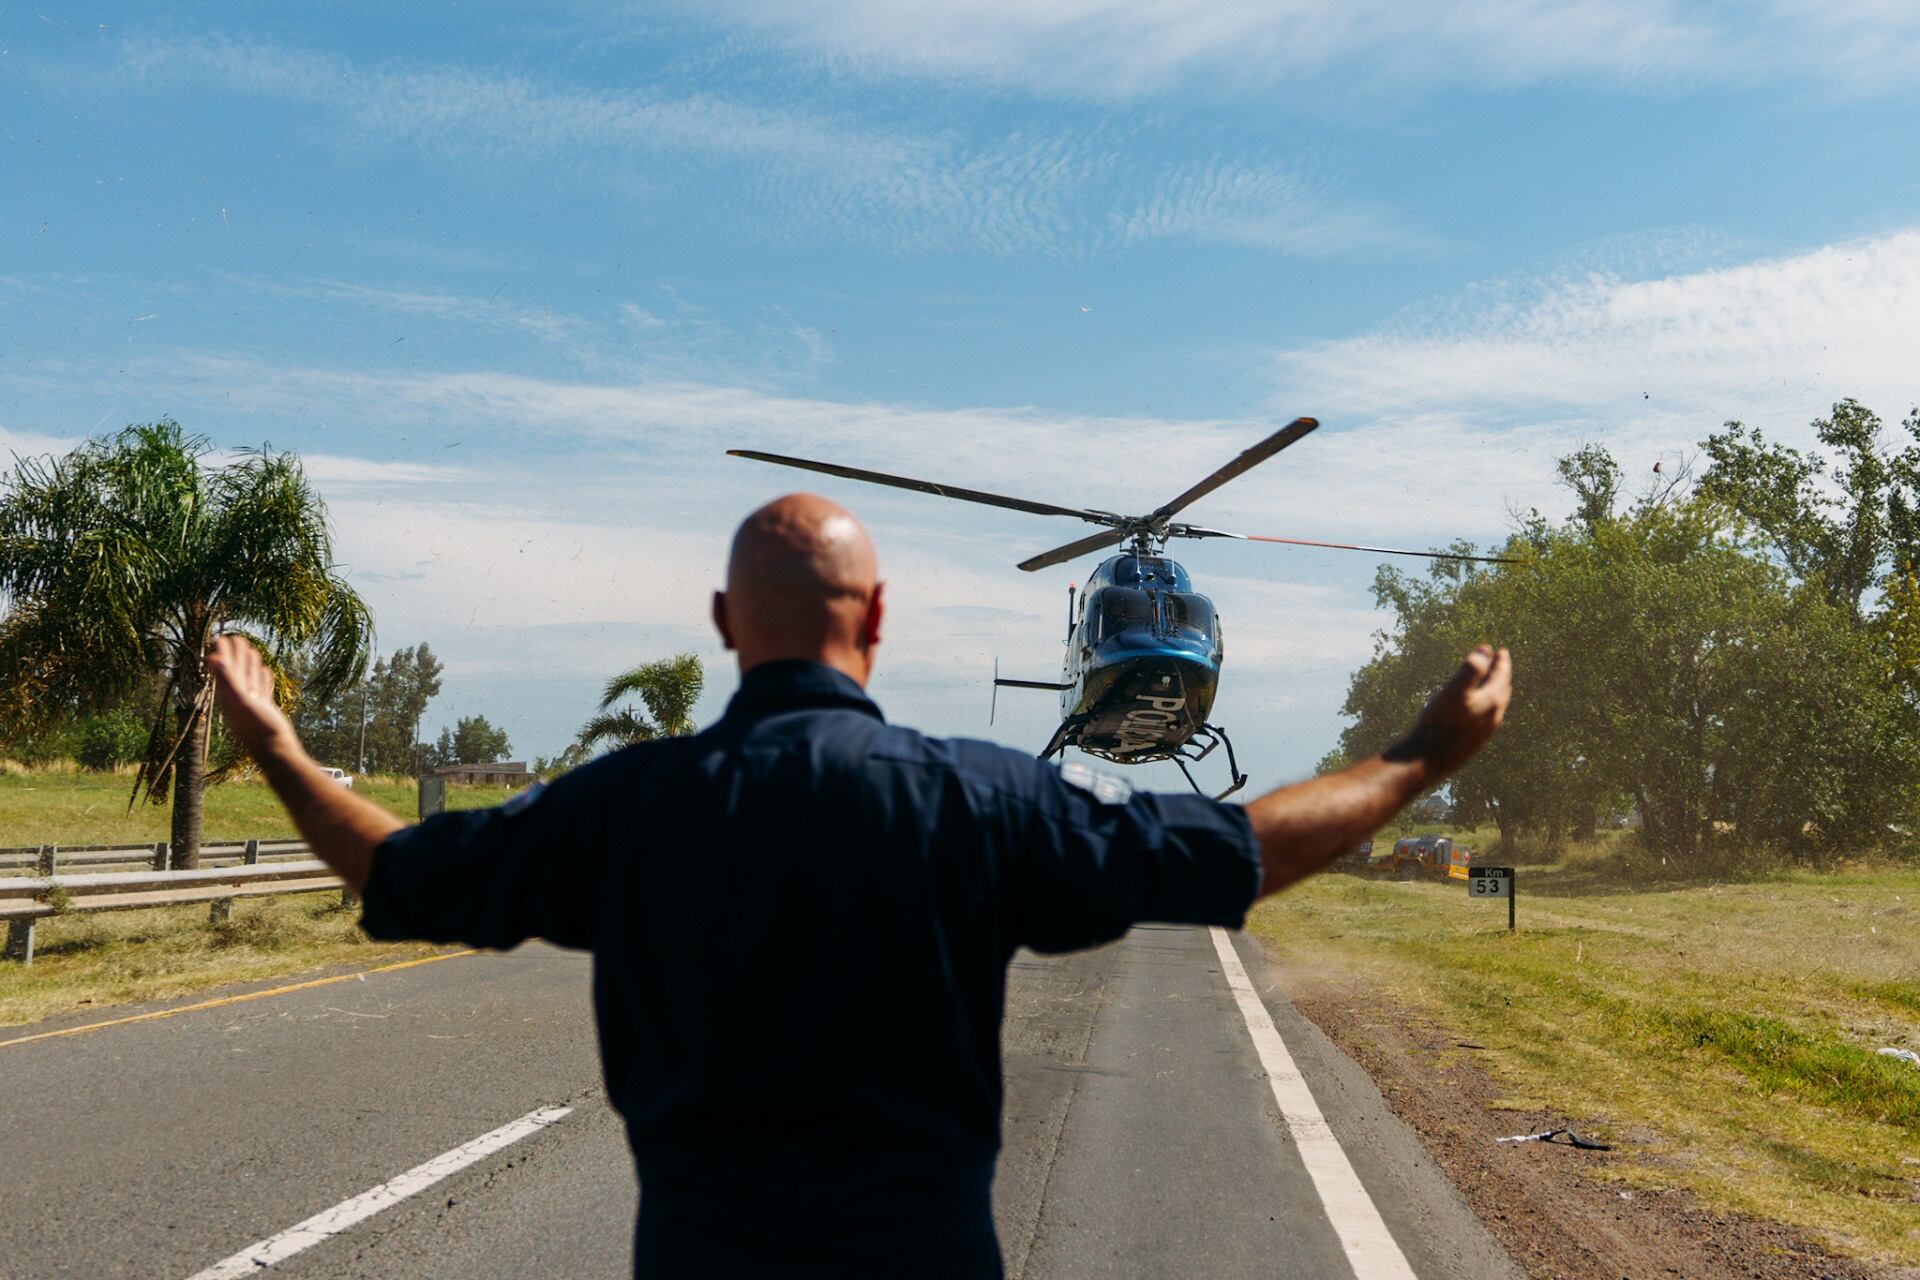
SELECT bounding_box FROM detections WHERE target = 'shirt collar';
[723,660,886,724]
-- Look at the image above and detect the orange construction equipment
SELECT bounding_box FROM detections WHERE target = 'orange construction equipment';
[1381,834,1472,881]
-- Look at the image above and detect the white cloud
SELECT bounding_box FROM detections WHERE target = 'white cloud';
[123,36,912,173]
[113,35,1417,258]
[300,454,474,487]
[97,346,1534,558]
[1,424,472,498]
[1273,227,1920,464]
[618,303,668,332]
[213,273,587,345]
[0,423,81,461]
[1113,161,1431,254]
[335,231,514,273]
[689,0,1920,100]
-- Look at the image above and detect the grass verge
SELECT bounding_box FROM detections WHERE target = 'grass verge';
[1249,858,1920,1266]
[0,764,524,846]
[0,764,511,1027]
[0,893,445,1028]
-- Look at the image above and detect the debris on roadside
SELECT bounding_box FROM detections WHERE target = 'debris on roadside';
[1877,1047,1920,1067]
[1497,1127,1613,1151]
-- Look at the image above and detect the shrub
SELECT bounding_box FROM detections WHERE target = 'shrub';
[75,711,148,771]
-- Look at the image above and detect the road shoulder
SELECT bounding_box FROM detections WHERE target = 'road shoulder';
[1225,929,1524,1280]
[1259,946,1902,1280]
[0,943,470,1045]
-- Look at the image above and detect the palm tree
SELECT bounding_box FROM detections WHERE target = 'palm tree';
[0,421,372,867]
[576,654,703,753]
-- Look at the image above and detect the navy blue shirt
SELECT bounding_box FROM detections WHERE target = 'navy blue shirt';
[362,661,1260,1278]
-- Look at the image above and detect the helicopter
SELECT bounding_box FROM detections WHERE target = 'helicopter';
[729,417,1515,798]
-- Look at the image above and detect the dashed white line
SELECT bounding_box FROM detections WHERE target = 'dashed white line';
[184,1105,573,1279]
[1210,927,1418,1280]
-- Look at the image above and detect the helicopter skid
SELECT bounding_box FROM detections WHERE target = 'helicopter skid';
[1173,723,1249,801]
[1045,719,1249,802]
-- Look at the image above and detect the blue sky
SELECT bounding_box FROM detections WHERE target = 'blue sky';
[5,2,1918,785]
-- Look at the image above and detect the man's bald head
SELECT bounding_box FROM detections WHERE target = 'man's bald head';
[713,494,885,684]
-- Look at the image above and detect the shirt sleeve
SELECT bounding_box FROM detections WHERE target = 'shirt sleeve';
[358,769,604,951]
[1002,760,1263,954]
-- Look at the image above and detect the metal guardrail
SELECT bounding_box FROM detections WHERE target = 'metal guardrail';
[0,851,345,966]
[0,840,311,876]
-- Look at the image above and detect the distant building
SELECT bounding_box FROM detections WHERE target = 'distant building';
[430,761,531,787]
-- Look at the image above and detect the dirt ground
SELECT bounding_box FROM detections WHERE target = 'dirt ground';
[1266,955,1919,1280]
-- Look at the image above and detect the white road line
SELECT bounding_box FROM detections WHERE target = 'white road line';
[184,1105,573,1280]
[1209,927,1418,1280]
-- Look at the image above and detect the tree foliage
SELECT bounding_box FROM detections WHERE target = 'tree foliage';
[576,654,703,755]
[291,642,443,776]
[425,715,512,767]
[75,708,150,772]
[1697,400,1920,623]
[0,422,372,865]
[1337,402,1920,865]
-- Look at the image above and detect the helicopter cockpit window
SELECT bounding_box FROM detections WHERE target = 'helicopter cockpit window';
[1093,587,1154,641]
[1164,593,1216,645]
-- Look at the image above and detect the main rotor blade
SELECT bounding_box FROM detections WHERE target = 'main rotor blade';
[1017,527,1129,573]
[1148,417,1318,522]
[1178,526,1526,565]
[727,450,1112,524]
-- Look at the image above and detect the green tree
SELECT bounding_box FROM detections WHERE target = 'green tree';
[577,654,703,754]
[286,648,363,769]
[1555,442,1625,530]
[75,709,150,772]
[1886,564,1920,690]
[1335,442,1919,864]
[290,641,444,776]
[353,644,443,776]
[533,741,592,779]
[0,421,372,867]
[440,714,511,765]
[1339,535,1604,850]
[1698,400,1920,624]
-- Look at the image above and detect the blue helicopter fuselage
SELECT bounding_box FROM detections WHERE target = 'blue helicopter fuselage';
[1059,554,1223,764]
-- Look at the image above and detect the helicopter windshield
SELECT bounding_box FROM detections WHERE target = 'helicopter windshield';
[1164,593,1217,646]
[1093,587,1155,641]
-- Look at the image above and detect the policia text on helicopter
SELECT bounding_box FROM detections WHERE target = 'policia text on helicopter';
[206,490,1511,1279]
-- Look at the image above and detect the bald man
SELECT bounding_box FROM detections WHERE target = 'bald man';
[209,494,1510,1279]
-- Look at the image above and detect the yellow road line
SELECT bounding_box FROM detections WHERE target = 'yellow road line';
[0,949,479,1050]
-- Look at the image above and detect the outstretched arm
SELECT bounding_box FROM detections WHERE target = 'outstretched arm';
[206,634,402,892]
[1245,645,1511,899]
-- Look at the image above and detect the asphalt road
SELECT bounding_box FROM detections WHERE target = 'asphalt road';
[0,929,1518,1278]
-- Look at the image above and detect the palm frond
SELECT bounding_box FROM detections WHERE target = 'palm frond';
[597,654,703,738]
[577,710,656,754]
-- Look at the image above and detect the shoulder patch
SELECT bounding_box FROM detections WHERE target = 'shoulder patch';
[501,781,546,816]
[1058,760,1133,805]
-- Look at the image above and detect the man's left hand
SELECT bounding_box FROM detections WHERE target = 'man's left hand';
[207,635,299,762]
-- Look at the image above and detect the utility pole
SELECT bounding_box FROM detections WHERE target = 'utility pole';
[356,683,368,775]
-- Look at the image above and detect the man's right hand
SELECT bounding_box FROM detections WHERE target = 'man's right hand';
[1244,644,1511,898]
[1397,645,1512,778]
